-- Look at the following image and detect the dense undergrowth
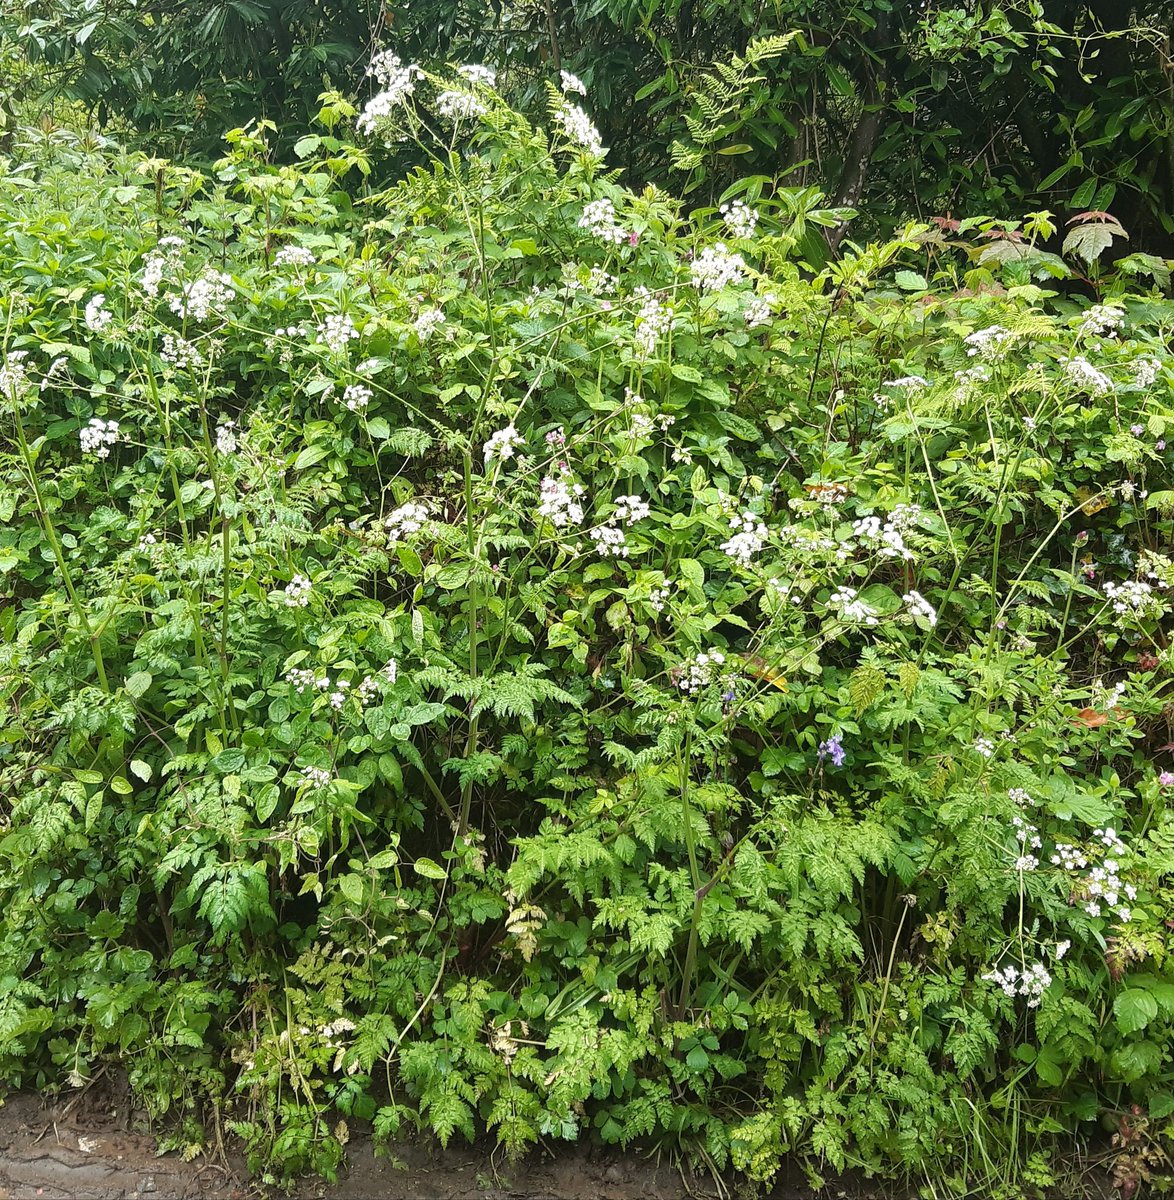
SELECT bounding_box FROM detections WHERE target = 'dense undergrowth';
[2,61,1174,1197]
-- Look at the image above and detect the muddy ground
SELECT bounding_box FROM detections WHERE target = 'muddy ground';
[0,1087,876,1200]
[0,1083,1118,1200]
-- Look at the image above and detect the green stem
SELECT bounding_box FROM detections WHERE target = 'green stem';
[12,406,109,691]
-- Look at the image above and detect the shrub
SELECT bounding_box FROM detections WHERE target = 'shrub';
[1,65,1173,1194]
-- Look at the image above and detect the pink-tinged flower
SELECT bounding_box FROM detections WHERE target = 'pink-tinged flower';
[628,230,639,247]
[1159,771,1174,786]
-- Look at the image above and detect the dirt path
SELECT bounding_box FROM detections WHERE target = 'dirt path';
[3,1090,838,1200]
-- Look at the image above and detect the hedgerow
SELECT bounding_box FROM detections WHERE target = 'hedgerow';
[1,59,1173,1196]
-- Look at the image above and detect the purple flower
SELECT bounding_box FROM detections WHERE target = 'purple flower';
[1157,440,1167,452]
[818,735,846,767]
[1159,771,1174,787]
[1130,424,1145,436]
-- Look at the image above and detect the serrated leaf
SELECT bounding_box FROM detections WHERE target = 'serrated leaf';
[1114,988,1159,1034]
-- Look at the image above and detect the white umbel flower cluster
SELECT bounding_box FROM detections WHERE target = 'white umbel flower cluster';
[675,650,726,695]
[721,509,767,567]
[80,417,120,457]
[554,102,604,156]
[578,198,626,244]
[829,586,878,626]
[317,314,359,354]
[1065,355,1112,396]
[484,424,524,464]
[720,198,758,239]
[85,294,112,332]
[385,501,429,543]
[170,268,233,322]
[690,243,745,291]
[983,961,1052,1008]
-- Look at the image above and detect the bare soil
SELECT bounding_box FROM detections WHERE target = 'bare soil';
[0,1085,872,1200]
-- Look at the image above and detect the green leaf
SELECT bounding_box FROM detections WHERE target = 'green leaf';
[413,857,447,880]
[396,544,423,576]
[212,748,247,773]
[129,759,152,782]
[338,873,365,905]
[1114,988,1159,1035]
[293,443,331,471]
[125,670,153,698]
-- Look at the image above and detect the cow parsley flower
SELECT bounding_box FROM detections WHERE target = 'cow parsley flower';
[283,574,312,607]
[592,523,629,557]
[286,667,330,693]
[829,586,878,626]
[560,69,587,95]
[675,650,726,694]
[160,333,203,370]
[458,63,496,87]
[633,287,674,357]
[902,589,937,626]
[1134,356,1161,388]
[983,961,1051,1008]
[745,293,777,328]
[1065,355,1112,396]
[721,510,767,567]
[413,307,447,341]
[341,383,372,412]
[85,294,112,332]
[484,424,524,463]
[720,198,758,239]
[317,314,359,354]
[274,245,316,268]
[1103,579,1156,615]
[79,417,120,458]
[1077,304,1123,340]
[385,501,429,542]
[215,419,237,455]
[578,198,626,244]
[170,268,234,322]
[0,351,30,399]
[537,474,585,527]
[612,494,650,525]
[554,102,604,156]
[690,243,745,291]
[299,765,332,789]
[964,325,1014,361]
[436,89,487,121]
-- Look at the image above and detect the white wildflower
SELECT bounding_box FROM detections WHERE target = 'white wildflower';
[317,314,359,355]
[170,268,233,322]
[458,64,497,87]
[1065,355,1112,396]
[720,198,758,239]
[559,70,587,95]
[341,383,372,412]
[413,307,447,341]
[690,243,745,291]
[554,102,604,156]
[215,419,237,455]
[484,424,524,464]
[274,245,316,268]
[902,589,937,626]
[283,574,312,607]
[84,294,112,332]
[385,501,429,542]
[577,198,626,244]
[79,417,120,458]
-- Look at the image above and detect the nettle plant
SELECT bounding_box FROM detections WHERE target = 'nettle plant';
[1,52,1174,1194]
